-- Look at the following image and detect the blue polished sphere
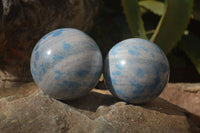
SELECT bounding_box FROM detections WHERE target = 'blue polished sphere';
[104,38,169,104]
[30,28,102,100]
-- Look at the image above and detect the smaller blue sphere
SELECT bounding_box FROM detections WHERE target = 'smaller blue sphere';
[104,38,169,104]
[30,28,102,100]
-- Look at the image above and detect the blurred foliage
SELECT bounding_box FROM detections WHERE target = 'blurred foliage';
[180,32,200,74]
[90,0,132,58]
[136,0,200,75]
[134,0,200,75]
[138,0,164,16]
[90,0,200,82]
[123,0,193,54]
[90,0,200,77]
[122,0,147,39]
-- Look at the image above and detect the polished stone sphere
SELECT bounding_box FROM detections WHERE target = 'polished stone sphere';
[104,38,169,104]
[30,28,102,100]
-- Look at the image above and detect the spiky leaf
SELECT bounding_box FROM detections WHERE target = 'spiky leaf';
[138,0,164,16]
[122,0,147,39]
[150,0,193,54]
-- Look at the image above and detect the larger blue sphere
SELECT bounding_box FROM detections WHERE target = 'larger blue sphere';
[30,28,102,100]
[104,38,169,104]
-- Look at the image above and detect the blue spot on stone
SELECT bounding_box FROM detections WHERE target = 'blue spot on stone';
[62,42,71,51]
[128,49,140,56]
[52,29,63,37]
[31,68,36,78]
[155,76,161,85]
[115,63,123,70]
[54,70,63,80]
[34,45,39,51]
[36,70,42,82]
[160,63,168,73]
[132,45,139,50]
[110,49,117,55]
[42,34,49,40]
[130,80,142,89]
[115,42,122,47]
[66,73,71,76]
[89,43,98,51]
[76,70,90,77]
[41,64,46,74]
[149,76,161,91]
[111,78,117,85]
[56,83,62,87]
[155,46,161,52]
[150,80,165,97]
[139,46,149,52]
[151,53,155,58]
[152,63,160,75]
[34,62,37,68]
[136,68,144,78]
[153,63,168,75]
[35,52,39,60]
[132,88,144,94]
[164,74,169,87]
[117,48,123,51]
[112,71,121,76]
[62,80,81,89]
[52,54,63,60]
[114,44,123,51]
[37,70,41,77]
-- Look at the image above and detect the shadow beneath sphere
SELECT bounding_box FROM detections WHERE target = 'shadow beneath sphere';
[59,89,200,132]
[60,90,118,112]
[142,97,200,132]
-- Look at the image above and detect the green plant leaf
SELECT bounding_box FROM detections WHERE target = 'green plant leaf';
[99,73,104,81]
[150,0,193,54]
[138,0,164,16]
[179,32,200,74]
[122,0,147,39]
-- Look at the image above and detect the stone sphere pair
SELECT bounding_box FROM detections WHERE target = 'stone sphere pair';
[30,28,169,104]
